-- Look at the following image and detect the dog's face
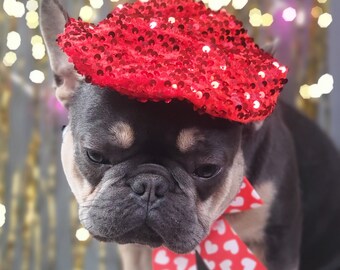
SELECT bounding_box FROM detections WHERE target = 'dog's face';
[41,0,250,253]
[62,84,245,253]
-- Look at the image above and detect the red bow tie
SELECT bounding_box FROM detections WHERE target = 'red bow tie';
[152,178,267,270]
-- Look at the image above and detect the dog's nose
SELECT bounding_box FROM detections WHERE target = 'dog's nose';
[129,174,169,203]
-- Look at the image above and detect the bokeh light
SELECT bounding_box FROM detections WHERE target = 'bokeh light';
[90,0,104,9]
[299,84,311,99]
[26,10,39,29]
[29,70,45,84]
[262,13,274,27]
[79,5,94,22]
[282,7,297,22]
[0,204,6,215]
[232,0,248,10]
[311,6,323,19]
[75,228,90,241]
[249,8,261,16]
[26,0,39,11]
[208,0,226,11]
[296,10,306,26]
[309,84,322,99]
[32,43,46,60]
[318,73,334,94]
[6,31,21,50]
[205,0,234,11]
[31,35,43,46]
[3,52,17,67]
[249,13,262,27]
[0,217,5,228]
[3,0,25,18]
[299,74,334,99]
[0,204,6,228]
[318,13,333,28]
[317,0,327,3]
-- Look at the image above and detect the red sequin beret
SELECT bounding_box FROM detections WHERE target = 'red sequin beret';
[57,0,288,123]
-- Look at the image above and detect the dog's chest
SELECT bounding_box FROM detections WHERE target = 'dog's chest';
[225,181,277,264]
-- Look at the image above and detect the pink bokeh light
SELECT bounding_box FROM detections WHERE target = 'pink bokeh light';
[282,7,297,22]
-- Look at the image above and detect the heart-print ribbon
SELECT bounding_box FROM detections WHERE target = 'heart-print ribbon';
[152,177,267,270]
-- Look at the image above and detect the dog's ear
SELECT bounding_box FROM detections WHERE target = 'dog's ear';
[40,0,81,108]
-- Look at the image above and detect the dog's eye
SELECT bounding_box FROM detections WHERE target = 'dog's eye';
[193,164,221,179]
[86,150,110,165]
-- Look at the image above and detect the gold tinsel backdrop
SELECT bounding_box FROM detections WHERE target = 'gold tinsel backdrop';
[0,0,338,270]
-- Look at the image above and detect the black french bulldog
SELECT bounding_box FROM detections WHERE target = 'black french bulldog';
[40,0,340,269]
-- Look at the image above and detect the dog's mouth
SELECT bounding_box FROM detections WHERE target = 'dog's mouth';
[82,204,166,247]
[113,223,164,247]
[84,207,204,253]
[89,222,202,254]
[90,222,163,247]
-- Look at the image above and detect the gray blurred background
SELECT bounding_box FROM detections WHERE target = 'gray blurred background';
[0,0,339,269]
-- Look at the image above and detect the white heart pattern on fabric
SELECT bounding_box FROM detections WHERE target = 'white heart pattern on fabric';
[251,189,261,200]
[241,258,257,270]
[204,240,219,255]
[241,182,246,189]
[220,259,233,270]
[212,219,227,235]
[250,203,262,209]
[155,250,170,265]
[204,259,216,270]
[229,209,241,214]
[174,257,189,270]
[223,239,239,255]
[230,196,244,207]
[152,178,266,270]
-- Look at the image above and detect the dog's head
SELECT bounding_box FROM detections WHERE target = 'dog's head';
[40,0,263,253]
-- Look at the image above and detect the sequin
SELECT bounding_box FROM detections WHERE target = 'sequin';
[132,27,139,34]
[244,92,251,100]
[253,100,260,109]
[57,0,288,124]
[279,66,287,73]
[64,41,71,47]
[202,45,211,53]
[196,91,203,99]
[273,61,280,68]
[258,71,265,78]
[168,17,176,24]
[211,81,219,88]
[150,21,157,29]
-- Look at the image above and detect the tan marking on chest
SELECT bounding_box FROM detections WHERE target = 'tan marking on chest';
[109,121,134,149]
[226,181,277,264]
[176,128,205,153]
